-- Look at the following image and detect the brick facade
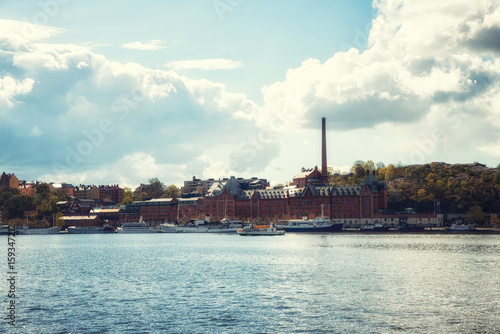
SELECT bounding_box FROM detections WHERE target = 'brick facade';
[127,173,389,224]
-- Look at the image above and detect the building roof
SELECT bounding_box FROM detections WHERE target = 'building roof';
[62,215,98,220]
[293,168,315,180]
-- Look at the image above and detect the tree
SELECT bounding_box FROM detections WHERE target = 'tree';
[467,206,486,226]
[363,160,376,172]
[164,185,180,199]
[144,178,166,199]
[4,195,34,219]
[121,187,133,205]
[351,161,366,180]
[416,189,429,202]
[35,183,51,202]
[37,195,60,218]
[375,161,386,170]
[490,213,500,227]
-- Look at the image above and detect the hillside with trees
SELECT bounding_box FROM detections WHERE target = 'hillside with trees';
[330,161,500,217]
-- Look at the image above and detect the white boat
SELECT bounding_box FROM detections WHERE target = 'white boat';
[0,224,11,235]
[361,222,390,232]
[276,217,343,233]
[118,217,160,233]
[17,225,62,235]
[67,224,116,234]
[237,224,285,236]
[160,218,243,233]
[445,224,475,232]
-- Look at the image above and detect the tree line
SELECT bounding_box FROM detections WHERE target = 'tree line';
[329,160,500,225]
[0,178,180,224]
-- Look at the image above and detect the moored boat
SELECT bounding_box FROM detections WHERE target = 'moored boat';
[398,221,425,232]
[118,217,160,233]
[17,225,62,235]
[237,224,285,236]
[67,224,116,234]
[160,218,243,233]
[0,224,12,235]
[118,222,160,233]
[445,224,475,233]
[361,222,390,232]
[276,217,343,233]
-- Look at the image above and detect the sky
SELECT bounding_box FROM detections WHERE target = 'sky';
[1,0,500,189]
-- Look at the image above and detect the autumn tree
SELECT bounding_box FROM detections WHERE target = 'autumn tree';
[164,185,180,199]
[363,160,376,172]
[490,213,500,227]
[121,187,133,205]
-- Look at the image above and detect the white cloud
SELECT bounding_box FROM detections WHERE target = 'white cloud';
[3,0,500,187]
[198,155,230,180]
[122,40,165,51]
[0,76,35,107]
[0,19,63,43]
[0,24,264,187]
[167,59,243,71]
[77,61,89,69]
[259,0,500,165]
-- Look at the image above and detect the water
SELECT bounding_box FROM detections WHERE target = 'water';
[2,233,500,333]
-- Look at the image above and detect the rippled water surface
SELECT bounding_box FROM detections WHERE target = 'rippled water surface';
[3,233,500,333]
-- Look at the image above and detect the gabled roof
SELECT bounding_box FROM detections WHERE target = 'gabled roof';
[293,168,315,179]
[224,177,241,195]
[331,186,361,196]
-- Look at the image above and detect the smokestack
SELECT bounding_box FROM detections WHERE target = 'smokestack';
[321,117,327,177]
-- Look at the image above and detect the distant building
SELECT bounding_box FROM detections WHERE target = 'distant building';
[122,118,396,225]
[98,185,124,204]
[133,184,148,198]
[50,183,75,196]
[123,173,390,225]
[57,198,98,216]
[18,182,35,196]
[62,215,102,227]
[74,185,99,200]
[181,176,269,196]
[0,172,19,190]
[291,166,325,187]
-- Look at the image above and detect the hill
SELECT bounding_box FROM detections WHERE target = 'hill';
[330,162,500,214]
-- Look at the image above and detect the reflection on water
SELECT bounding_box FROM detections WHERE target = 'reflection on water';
[5,233,500,333]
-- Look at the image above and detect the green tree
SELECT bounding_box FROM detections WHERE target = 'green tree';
[37,195,60,219]
[35,183,51,202]
[121,187,133,205]
[351,161,366,180]
[144,178,166,199]
[164,185,180,199]
[4,194,34,220]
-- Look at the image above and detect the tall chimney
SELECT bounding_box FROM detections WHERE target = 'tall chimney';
[321,117,327,177]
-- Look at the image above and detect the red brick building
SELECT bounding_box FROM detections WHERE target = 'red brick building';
[0,172,19,190]
[123,117,392,225]
[128,172,388,225]
[99,185,124,204]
